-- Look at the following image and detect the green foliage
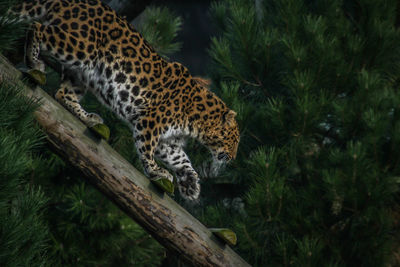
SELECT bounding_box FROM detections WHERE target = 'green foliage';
[41,166,164,266]
[0,0,26,52]
[0,3,51,265]
[0,82,50,267]
[137,6,182,57]
[202,0,400,265]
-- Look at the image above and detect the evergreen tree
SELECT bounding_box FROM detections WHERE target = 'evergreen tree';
[32,154,164,266]
[0,82,51,267]
[0,2,51,266]
[200,0,400,266]
[137,6,182,57]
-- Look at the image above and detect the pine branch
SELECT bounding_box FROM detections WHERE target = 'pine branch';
[137,6,182,57]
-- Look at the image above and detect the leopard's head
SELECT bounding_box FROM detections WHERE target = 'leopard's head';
[204,109,240,175]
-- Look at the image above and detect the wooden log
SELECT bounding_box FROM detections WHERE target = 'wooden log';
[0,54,250,267]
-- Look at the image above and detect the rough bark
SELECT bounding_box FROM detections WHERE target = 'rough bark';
[0,55,250,267]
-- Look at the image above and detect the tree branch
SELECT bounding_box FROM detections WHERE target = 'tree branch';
[0,54,250,267]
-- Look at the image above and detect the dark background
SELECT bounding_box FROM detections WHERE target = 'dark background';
[145,0,216,76]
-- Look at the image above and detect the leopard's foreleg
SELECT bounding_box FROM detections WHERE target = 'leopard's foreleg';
[133,123,174,183]
[155,138,200,200]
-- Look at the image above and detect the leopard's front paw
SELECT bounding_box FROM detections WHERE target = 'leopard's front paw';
[177,171,200,200]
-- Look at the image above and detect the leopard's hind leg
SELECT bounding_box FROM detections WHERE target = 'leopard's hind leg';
[155,138,200,200]
[25,22,45,72]
[24,22,47,84]
[26,22,104,128]
[25,21,94,78]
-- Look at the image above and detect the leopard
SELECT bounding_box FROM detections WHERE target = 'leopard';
[6,0,240,200]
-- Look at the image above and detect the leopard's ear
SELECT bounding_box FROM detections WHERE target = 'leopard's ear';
[193,76,211,88]
[223,110,237,125]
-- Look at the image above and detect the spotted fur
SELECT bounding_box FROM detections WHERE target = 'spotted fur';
[9,0,240,200]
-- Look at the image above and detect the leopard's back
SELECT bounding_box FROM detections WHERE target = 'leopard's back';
[11,0,237,135]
